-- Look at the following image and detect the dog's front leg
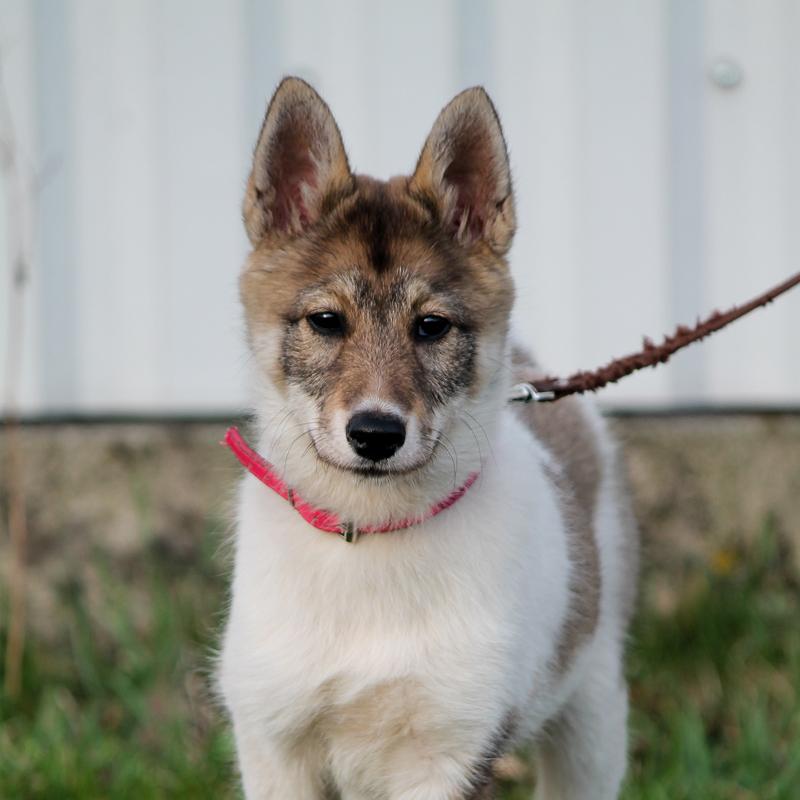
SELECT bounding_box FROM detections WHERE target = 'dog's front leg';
[533,665,629,800]
[232,716,324,800]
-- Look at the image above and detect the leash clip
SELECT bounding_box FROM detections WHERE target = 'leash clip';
[508,382,556,403]
[339,521,360,544]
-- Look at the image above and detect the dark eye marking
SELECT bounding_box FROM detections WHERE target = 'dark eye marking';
[307,311,345,336]
[415,315,451,342]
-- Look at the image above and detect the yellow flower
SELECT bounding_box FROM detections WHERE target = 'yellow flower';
[711,548,737,576]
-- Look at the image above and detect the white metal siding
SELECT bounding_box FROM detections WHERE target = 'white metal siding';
[1,0,799,414]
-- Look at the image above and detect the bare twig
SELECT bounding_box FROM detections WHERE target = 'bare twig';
[531,271,800,400]
[1,50,33,700]
[3,421,27,699]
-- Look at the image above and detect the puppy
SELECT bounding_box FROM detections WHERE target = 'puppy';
[219,77,638,800]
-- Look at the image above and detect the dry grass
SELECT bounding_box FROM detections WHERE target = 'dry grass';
[1,489,798,797]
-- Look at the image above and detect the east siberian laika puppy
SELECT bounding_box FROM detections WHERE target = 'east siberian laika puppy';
[219,76,638,800]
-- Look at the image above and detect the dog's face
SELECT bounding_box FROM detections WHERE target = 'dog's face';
[241,78,516,478]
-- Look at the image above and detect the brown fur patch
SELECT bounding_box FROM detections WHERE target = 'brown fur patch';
[313,683,516,798]
[326,677,427,744]
[511,347,602,673]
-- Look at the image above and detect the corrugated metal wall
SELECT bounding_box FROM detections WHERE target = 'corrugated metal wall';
[1,0,799,415]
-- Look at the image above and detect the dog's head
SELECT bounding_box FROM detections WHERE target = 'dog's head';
[241,78,516,481]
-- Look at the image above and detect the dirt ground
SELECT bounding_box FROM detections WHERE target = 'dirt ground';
[1,413,799,642]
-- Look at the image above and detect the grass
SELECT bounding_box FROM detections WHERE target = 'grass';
[619,522,800,800]
[0,529,235,799]
[1,519,798,799]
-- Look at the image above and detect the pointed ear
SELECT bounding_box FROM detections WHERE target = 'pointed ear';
[410,87,516,254]
[243,77,354,244]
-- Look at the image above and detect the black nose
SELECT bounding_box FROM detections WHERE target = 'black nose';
[346,412,406,462]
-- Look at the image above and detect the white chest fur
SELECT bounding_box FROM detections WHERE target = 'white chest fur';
[220,411,574,772]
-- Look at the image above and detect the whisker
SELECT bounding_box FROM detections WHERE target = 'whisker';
[422,432,457,488]
[281,429,314,476]
[458,413,485,473]
[462,409,496,466]
[437,430,460,487]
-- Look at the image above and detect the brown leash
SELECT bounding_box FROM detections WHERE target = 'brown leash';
[510,271,800,403]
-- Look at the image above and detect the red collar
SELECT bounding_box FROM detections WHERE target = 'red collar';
[223,426,479,543]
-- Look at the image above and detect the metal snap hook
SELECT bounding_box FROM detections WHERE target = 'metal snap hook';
[508,382,556,403]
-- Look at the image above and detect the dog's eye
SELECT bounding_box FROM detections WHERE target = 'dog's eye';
[415,315,451,342]
[308,312,345,335]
